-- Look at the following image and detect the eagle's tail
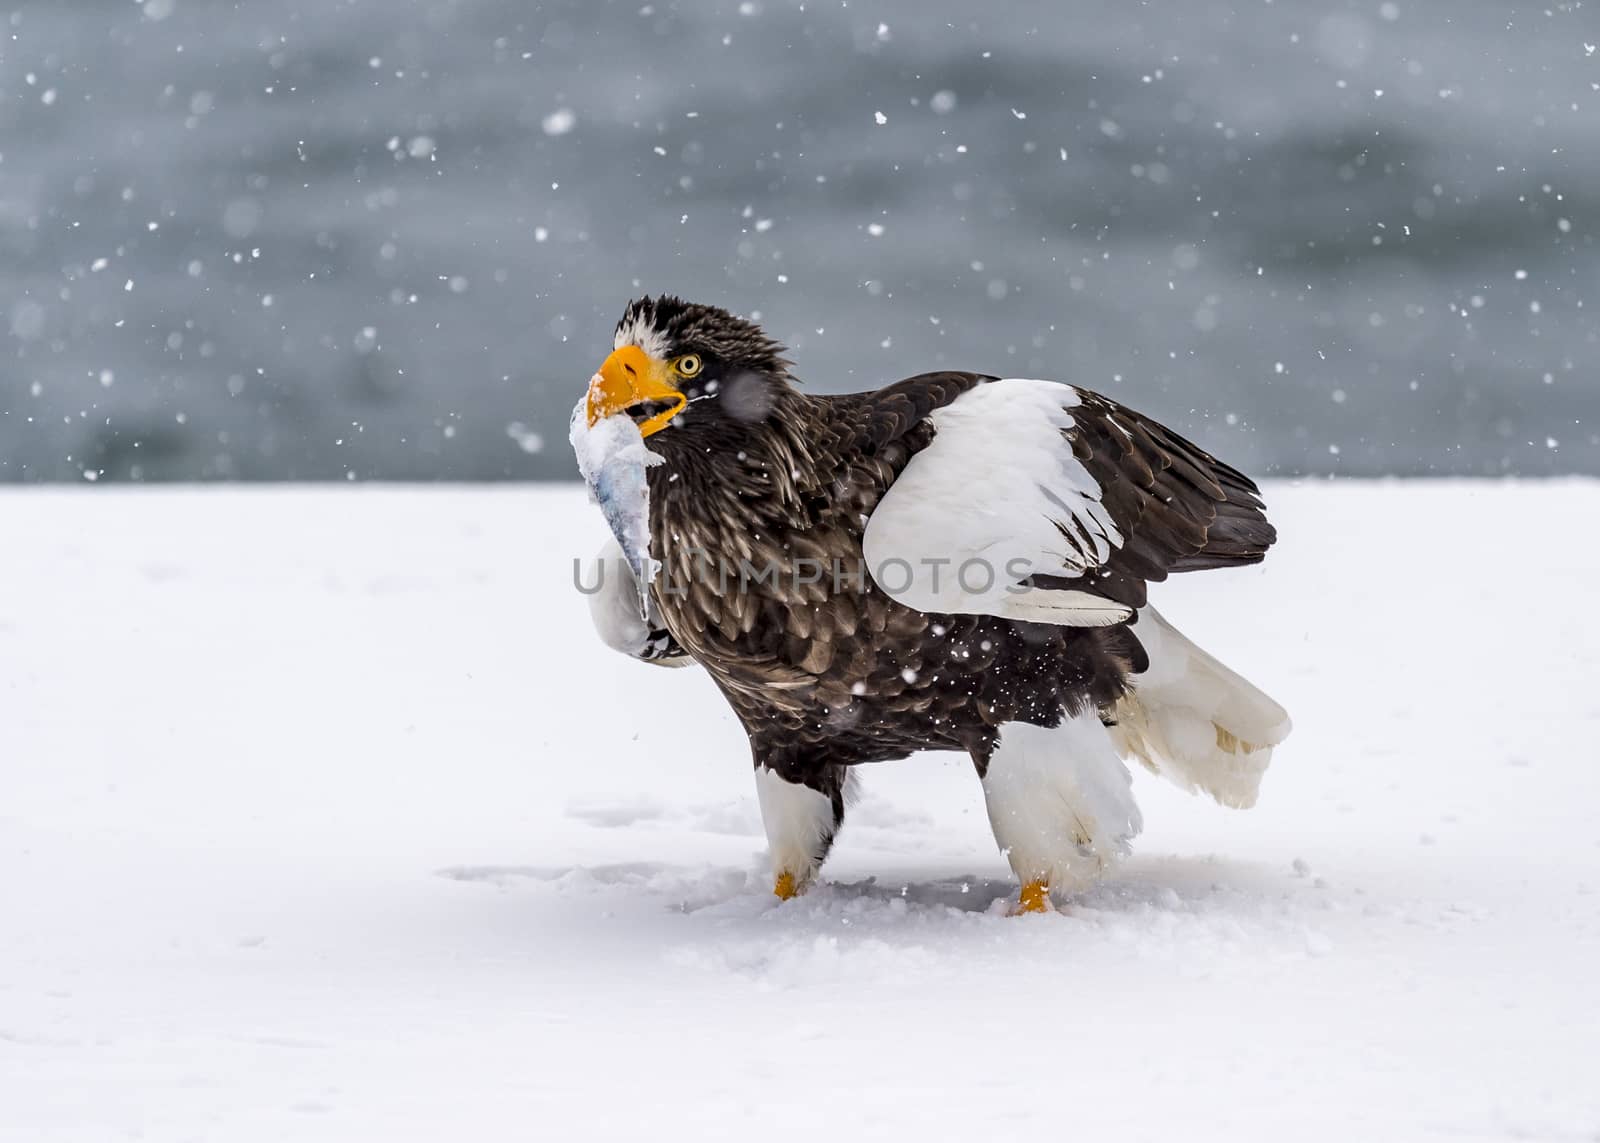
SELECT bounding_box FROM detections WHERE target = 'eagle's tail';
[1108,606,1291,809]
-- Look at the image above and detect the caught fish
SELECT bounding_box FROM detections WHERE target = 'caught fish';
[569,397,663,618]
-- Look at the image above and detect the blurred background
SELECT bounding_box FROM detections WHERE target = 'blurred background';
[1,0,1594,483]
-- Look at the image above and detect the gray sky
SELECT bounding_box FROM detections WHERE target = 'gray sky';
[3,0,1595,481]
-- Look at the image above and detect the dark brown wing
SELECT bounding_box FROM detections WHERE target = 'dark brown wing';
[814,371,992,458]
[1031,389,1277,611]
[812,373,1274,618]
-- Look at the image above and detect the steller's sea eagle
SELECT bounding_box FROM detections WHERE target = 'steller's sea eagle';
[574,295,1291,913]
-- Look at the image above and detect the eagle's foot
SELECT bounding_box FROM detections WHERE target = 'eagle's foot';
[773,871,803,901]
[1011,879,1054,915]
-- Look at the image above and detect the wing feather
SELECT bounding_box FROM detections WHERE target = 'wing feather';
[860,376,1276,623]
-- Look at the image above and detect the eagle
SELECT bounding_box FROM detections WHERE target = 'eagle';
[576,295,1291,913]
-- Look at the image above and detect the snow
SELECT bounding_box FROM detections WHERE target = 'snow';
[4,481,1599,1141]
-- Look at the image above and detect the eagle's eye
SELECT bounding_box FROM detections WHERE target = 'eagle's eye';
[672,354,702,378]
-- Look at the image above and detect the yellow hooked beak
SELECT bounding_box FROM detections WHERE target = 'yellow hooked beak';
[584,345,687,437]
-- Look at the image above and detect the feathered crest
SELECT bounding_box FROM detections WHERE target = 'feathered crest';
[615,296,794,382]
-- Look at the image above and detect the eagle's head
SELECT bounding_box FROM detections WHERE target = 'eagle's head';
[583,296,793,444]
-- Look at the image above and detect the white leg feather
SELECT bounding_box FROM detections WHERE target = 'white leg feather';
[981,713,1142,894]
[754,766,840,890]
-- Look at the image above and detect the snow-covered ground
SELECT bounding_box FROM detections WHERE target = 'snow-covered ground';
[4,482,1598,1142]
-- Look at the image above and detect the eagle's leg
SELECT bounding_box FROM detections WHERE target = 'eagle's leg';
[972,711,1144,914]
[753,757,852,900]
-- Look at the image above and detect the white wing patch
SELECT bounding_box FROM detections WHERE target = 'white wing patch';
[861,378,1131,627]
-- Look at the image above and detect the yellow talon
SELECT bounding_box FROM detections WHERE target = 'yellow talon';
[773,872,799,900]
[1015,880,1052,914]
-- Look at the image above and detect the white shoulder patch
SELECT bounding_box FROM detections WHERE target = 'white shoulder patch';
[583,536,655,656]
[583,536,693,667]
[861,378,1130,626]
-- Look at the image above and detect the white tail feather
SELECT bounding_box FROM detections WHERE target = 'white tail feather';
[1108,606,1291,809]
